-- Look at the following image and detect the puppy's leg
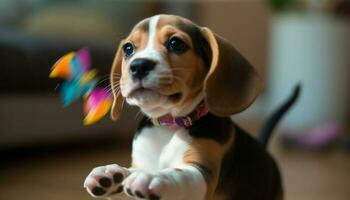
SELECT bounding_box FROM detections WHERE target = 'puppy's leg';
[84,164,131,199]
[122,166,206,200]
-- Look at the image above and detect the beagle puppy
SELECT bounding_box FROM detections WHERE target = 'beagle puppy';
[84,14,300,200]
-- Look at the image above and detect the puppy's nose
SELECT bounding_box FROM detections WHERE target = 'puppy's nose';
[130,58,156,80]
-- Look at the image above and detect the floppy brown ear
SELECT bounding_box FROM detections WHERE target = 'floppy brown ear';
[201,27,262,116]
[110,43,124,121]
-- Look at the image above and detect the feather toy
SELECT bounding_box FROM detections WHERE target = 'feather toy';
[49,48,112,125]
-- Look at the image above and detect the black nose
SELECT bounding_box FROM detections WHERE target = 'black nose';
[129,58,156,80]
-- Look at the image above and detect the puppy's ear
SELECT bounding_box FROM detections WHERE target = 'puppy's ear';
[201,27,262,116]
[110,43,124,120]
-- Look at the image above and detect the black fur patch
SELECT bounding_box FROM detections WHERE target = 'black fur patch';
[188,113,233,144]
[216,124,283,200]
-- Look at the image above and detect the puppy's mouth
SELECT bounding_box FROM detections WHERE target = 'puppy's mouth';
[128,86,182,102]
[128,87,153,98]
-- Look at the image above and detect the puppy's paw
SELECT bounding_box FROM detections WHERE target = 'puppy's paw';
[84,164,129,198]
[122,170,181,200]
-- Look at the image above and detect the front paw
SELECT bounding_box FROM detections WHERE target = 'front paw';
[84,164,129,198]
[123,170,181,200]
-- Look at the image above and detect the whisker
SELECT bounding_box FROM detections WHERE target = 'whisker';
[103,82,120,91]
[171,67,190,71]
[110,86,120,92]
[109,82,120,87]
[108,89,122,102]
[97,77,111,85]
[110,73,121,77]
[104,82,119,91]
[108,75,121,82]
[152,75,173,79]
[102,84,111,90]
[111,82,120,87]
[103,86,113,93]
[94,74,121,87]
[110,75,121,79]
[162,68,190,74]
[54,84,60,91]
[106,87,120,94]
[101,74,111,78]
[172,75,186,87]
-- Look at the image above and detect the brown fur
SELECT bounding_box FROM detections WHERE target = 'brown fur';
[200,28,262,116]
[183,132,234,200]
[110,43,124,120]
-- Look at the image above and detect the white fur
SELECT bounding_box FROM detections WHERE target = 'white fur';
[127,126,207,200]
[132,126,191,171]
[131,126,173,172]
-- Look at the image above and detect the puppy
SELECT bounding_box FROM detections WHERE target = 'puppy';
[84,14,300,200]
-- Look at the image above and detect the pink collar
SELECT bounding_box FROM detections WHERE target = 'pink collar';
[151,102,209,128]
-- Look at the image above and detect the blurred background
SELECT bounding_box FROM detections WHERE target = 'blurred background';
[0,0,349,200]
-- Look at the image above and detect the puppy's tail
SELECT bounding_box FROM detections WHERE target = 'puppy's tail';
[259,84,301,148]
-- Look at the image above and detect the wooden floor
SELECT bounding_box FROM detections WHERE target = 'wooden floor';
[1,137,350,200]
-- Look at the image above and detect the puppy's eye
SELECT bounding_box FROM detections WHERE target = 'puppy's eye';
[123,42,134,58]
[166,37,188,54]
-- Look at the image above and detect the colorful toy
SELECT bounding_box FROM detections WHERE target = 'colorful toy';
[49,48,112,125]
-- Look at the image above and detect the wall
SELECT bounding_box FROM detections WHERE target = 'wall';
[197,0,271,77]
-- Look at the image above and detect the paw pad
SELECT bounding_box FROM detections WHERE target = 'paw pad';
[126,188,133,196]
[91,187,106,196]
[98,177,112,188]
[149,193,160,200]
[84,164,129,198]
[135,190,145,198]
[113,172,124,183]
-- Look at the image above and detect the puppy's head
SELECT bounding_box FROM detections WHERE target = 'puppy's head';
[110,14,261,120]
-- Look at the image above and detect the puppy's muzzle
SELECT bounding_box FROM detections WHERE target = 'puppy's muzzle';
[130,58,157,80]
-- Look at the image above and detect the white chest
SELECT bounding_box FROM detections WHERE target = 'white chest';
[131,126,192,173]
